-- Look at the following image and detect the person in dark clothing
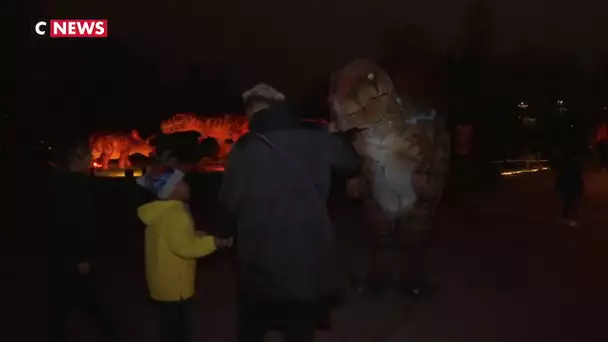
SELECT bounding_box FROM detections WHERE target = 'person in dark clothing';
[598,140,608,171]
[48,137,131,342]
[555,151,584,227]
[218,84,359,342]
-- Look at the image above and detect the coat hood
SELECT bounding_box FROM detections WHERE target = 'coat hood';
[137,200,185,226]
[249,103,300,133]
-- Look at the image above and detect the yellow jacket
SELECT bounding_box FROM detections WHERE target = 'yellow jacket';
[138,200,217,301]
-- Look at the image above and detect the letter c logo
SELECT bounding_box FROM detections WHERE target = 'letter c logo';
[35,21,47,36]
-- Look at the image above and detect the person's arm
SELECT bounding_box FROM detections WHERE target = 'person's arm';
[217,140,248,238]
[218,138,248,216]
[57,186,96,265]
[327,132,360,174]
[55,218,94,268]
[71,223,95,264]
[164,208,218,259]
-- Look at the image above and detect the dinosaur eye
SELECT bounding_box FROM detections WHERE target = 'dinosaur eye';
[367,72,375,80]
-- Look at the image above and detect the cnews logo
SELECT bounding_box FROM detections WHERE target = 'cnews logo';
[35,20,108,38]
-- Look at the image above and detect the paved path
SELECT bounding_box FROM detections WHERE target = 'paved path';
[3,170,607,341]
[386,173,608,342]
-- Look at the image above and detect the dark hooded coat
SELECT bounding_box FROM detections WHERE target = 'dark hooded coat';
[218,103,359,302]
[48,167,98,270]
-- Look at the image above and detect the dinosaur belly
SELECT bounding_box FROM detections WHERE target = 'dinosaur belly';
[366,161,417,218]
[355,133,418,219]
[108,151,122,160]
[91,150,102,160]
[91,149,121,160]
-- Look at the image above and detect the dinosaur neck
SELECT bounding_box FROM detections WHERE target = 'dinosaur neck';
[368,94,406,138]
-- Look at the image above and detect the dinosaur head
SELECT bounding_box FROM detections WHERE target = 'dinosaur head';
[329,59,395,131]
[145,134,156,145]
[130,130,155,157]
[131,142,155,157]
[131,129,143,141]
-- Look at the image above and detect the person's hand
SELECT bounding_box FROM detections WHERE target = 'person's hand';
[214,237,234,248]
[345,177,365,199]
[328,122,338,133]
[77,261,91,276]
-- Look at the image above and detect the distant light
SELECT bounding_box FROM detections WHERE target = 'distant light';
[518,102,529,109]
[93,167,144,178]
[603,106,607,111]
[40,140,44,144]
[570,124,574,128]
[501,166,550,176]
[48,146,52,150]
[557,100,564,105]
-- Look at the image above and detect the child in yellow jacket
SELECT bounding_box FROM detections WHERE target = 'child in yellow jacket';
[136,167,232,342]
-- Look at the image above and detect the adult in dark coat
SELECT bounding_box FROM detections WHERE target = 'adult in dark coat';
[48,136,131,342]
[219,84,359,342]
[555,151,584,227]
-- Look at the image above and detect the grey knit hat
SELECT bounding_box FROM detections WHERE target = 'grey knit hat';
[242,83,285,103]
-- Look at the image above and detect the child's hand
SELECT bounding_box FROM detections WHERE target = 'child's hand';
[214,237,234,248]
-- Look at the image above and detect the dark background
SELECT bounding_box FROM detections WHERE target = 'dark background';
[4,0,608,159]
[1,2,608,341]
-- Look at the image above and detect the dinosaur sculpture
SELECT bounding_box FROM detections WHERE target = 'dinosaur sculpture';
[89,130,155,169]
[160,113,249,161]
[329,58,450,295]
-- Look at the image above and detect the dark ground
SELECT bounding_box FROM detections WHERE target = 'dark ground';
[2,159,607,342]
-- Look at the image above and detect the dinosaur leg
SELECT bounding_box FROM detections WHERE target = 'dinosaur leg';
[369,219,398,295]
[352,199,394,295]
[123,152,132,168]
[101,154,111,170]
[394,203,436,298]
[118,154,127,169]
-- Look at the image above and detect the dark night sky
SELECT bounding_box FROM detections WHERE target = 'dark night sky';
[34,0,608,96]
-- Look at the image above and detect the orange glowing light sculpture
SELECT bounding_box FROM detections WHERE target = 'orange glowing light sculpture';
[89,130,155,169]
[161,113,249,161]
[594,123,608,143]
[81,113,329,174]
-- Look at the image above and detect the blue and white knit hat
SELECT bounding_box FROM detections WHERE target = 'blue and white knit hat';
[136,167,185,199]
